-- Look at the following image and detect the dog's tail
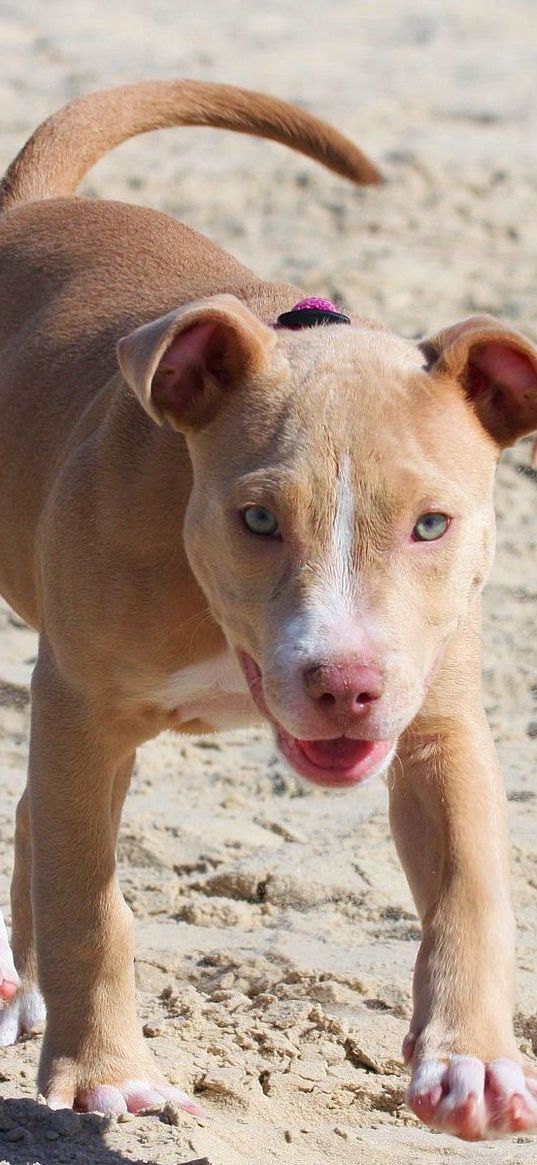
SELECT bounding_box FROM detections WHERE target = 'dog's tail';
[0,79,381,213]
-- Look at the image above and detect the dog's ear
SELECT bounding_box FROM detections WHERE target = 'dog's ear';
[117,294,277,429]
[421,314,537,447]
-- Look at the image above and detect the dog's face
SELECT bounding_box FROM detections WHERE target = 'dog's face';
[119,296,537,787]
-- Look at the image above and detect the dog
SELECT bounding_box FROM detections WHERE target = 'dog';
[0,79,536,1141]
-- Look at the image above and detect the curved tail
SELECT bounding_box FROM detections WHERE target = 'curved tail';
[0,79,381,213]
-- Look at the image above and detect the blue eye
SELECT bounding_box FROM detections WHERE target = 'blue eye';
[413,512,450,542]
[242,506,279,537]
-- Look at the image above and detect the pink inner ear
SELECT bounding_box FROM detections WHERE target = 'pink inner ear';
[158,321,218,376]
[469,341,537,397]
[152,321,219,416]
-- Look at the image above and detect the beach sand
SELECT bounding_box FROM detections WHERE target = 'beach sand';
[0,2,536,1162]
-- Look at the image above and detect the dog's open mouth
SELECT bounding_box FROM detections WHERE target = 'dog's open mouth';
[276,729,394,787]
[238,651,394,788]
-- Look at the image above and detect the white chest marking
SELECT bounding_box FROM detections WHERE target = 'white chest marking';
[158,649,259,731]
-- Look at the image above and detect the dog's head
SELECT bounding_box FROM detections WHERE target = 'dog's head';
[118,294,537,787]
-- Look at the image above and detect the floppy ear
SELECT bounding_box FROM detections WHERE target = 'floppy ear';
[117,294,277,429]
[421,314,537,448]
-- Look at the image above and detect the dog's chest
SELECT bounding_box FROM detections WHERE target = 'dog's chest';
[157,649,259,731]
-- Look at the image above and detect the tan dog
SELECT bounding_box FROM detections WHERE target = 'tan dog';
[0,80,536,1141]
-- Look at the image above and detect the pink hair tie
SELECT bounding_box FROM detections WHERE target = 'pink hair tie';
[275,297,350,329]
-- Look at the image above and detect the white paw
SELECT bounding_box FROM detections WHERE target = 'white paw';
[408,1054,537,1139]
[0,908,45,1045]
[0,909,19,1002]
[0,985,45,1046]
[48,1078,205,1116]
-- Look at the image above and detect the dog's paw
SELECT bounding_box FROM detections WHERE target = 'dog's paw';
[47,1078,205,1117]
[0,909,19,1004]
[0,986,46,1046]
[0,910,43,1047]
[407,1055,537,1139]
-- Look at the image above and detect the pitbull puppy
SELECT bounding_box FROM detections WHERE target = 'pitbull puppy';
[0,80,536,1139]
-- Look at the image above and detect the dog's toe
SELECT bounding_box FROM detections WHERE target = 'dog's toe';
[0,985,45,1047]
[76,1086,128,1115]
[408,1054,537,1139]
[0,995,22,1047]
[0,909,20,1005]
[484,1059,537,1134]
[0,978,18,1001]
[74,1079,204,1117]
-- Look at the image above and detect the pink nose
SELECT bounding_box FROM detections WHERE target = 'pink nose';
[303,661,384,719]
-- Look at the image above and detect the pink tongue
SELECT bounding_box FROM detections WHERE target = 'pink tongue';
[299,737,371,770]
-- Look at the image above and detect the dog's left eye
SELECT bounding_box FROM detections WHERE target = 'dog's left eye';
[412,512,450,542]
[242,506,279,536]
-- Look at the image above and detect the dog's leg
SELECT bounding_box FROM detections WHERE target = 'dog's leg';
[391,700,537,1139]
[0,908,19,1028]
[0,787,45,1045]
[28,639,202,1115]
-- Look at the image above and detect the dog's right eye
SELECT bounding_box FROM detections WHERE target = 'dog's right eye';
[241,506,279,537]
[412,512,450,541]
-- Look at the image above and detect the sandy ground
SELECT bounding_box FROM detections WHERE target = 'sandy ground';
[0,1,537,1162]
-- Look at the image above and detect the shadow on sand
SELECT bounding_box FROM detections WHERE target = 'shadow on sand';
[0,1096,210,1165]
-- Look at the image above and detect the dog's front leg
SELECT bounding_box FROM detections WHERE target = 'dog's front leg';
[28,639,202,1116]
[391,697,537,1140]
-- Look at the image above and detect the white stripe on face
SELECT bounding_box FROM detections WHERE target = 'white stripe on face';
[268,455,360,674]
[306,452,357,632]
[330,453,356,616]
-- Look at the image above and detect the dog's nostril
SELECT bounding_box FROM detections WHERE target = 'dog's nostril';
[303,661,384,712]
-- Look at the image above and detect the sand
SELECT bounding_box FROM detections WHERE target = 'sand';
[0,1,536,1162]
